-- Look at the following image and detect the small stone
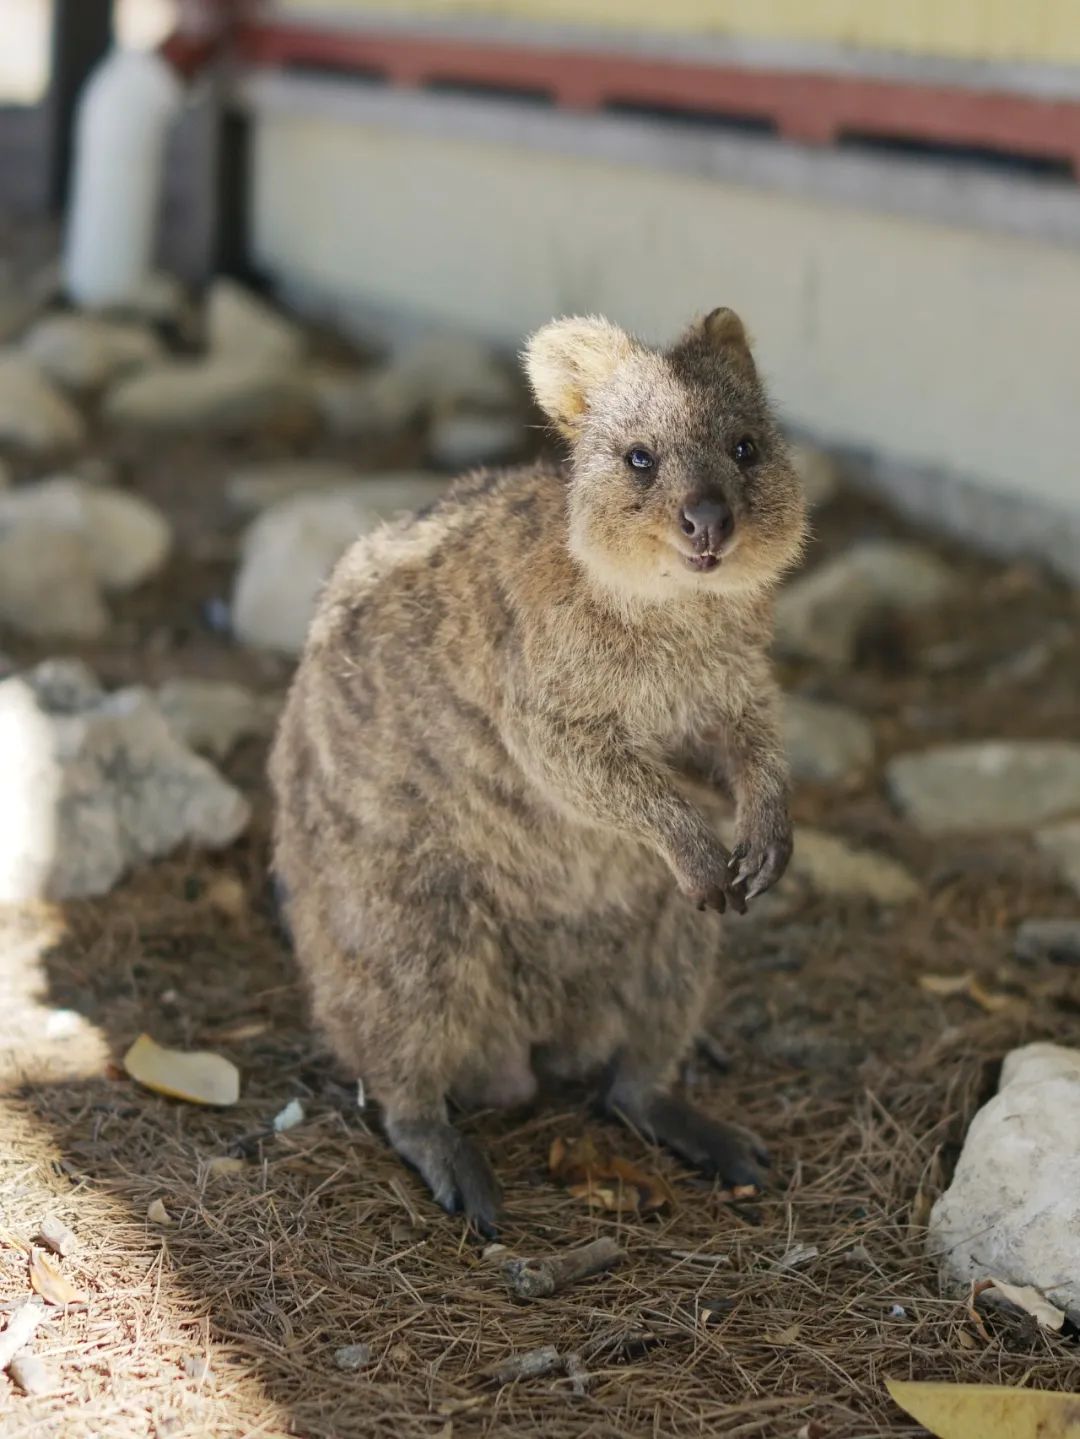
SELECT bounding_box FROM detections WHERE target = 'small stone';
[428,412,522,470]
[775,542,956,665]
[790,828,918,904]
[1036,820,1080,896]
[333,1343,372,1373]
[225,459,362,514]
[0,477,171,591]
[97,270,187,325]
[105,358,313,434]
[887,742,1080,833]
[23,312,162,391]
[231,476,447,653]
[0,523,108,639]
[156,678,280,760]
[307,365,418,437]
[928,1042,1080,1322]
[9,1352,51,1395]
[1015,919,1080,967]
[24,658,103,712]
[783,695,875,783]
[0,665,250,902]
[36,1216,76,1257]
[0,353,86,454]
[789,441,839,508]
[272,1098,305,1132]
[206,279,305,365]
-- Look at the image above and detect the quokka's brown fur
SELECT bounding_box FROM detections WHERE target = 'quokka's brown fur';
[269,308,807,1231]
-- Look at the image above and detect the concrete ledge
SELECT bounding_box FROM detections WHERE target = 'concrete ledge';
[240,70,1080,249]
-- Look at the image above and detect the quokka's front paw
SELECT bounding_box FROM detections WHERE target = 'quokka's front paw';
[728,817,793,901]
[675,837,748,916]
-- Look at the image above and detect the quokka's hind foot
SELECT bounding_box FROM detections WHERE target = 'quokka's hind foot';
[386,1114,502,1237]
[609,1084,770,1191]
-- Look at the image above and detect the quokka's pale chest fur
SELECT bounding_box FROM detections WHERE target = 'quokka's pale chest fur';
[270,308,807,1232]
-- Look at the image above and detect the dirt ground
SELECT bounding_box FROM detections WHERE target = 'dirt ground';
[1,284,1080,1439]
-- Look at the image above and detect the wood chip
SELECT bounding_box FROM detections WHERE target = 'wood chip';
[35,1216,75,1258]
[147,1199,173,1225]
[504,1237,623,1300]
[484,1344,561,1386]
[0,1301,50,1370]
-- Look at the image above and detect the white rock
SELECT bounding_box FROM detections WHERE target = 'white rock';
[888,742,1080,833]
[0,664,250,902]
[0,522,108,639]
[105,358,311,432]
[157,678,281,760]
[428,412,522,470]
[225,459,361,514]
[23,312,162,391]
[790,828,918,904]
[0,477,171,591]
[307,365,418,437]
[789,441,839,508]
[783,695,875,783]
[206,280,305,365]
[232,476,447,653]
[0,353,86,454]
[96,270,187,325]
[776,541,957,664]
[1036,819,1080,895]
[928,1042,1080,1321]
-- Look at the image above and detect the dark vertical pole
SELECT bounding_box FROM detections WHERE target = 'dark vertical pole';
[212,105,254,280]
[47,0,114,215]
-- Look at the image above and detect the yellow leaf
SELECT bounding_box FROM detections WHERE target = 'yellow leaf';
[29,1248,86,1307]
[919,972,974,997]
[123,1033,240,1107]
[886,1380,1080,1439]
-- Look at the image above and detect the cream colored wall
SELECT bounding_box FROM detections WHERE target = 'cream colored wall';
[275,0,1080,67]
[252,112,1079,513]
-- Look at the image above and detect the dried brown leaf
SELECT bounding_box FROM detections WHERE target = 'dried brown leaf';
[550,1135,674,1213]
[29,1248,86,1307]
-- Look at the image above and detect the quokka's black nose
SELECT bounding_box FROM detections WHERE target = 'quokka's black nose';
[679,499,734,550]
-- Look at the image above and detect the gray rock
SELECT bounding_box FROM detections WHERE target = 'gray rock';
[225,459,362,514]
[0,353,86,454]
[888,742,1080,833]
[783,695,875,783]
[789,441,839,508]
[1015,919,1080,967]
[928,1042,1080,1322]
[232,476,447,653]
[0,664,250,902]
[96,270,187,326]
[775,541,957,664]
[0,523,108,639]
[0,457,11,490]
[0,477,171,590]
[310,333,514,438]
[206,279,305,365]
[24,658,104,712]
[1036,820,1080,895]
[105,358,312,433]
[428,412,522,470]
[157,678,281,760]
[23,312,162,391]
[790,828,918,904]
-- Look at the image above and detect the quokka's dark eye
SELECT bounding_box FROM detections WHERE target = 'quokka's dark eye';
[626,447,656,474]
[732,436,757,468]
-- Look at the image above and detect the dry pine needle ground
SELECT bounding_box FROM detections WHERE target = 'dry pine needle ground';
[1,380,1080,1437]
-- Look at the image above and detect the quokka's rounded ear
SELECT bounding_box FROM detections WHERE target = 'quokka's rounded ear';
[679,307,756,371]
[522,315,637,439]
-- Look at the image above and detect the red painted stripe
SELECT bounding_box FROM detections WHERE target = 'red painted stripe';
[234,22,1080,177]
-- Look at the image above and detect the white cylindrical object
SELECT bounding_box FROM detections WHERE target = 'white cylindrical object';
[63,49,184,309]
